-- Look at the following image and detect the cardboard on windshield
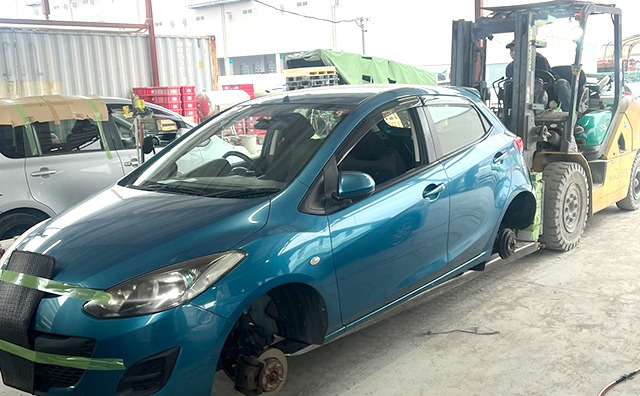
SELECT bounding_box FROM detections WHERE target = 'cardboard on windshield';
[0,95,109,127]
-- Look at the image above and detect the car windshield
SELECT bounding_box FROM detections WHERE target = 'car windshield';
[122,102,352,198]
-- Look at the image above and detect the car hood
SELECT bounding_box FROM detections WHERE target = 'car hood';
[14,185,270,289]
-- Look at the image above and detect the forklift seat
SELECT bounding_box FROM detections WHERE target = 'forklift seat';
[552,66,589,114]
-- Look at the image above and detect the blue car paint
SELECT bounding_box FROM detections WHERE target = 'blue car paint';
[442,126,512,268]
[18,186,269,288]
[34,297,232,396]
[6,85,534,396]
[191,180,343,334]
[329,164,450,324]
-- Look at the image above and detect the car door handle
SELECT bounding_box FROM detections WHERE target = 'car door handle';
[124,158,139,167]
[493,151,508,164]
[30,168,57,177]
[423,183,446,201]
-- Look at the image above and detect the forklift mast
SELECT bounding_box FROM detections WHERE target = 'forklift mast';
[451,1,623,168]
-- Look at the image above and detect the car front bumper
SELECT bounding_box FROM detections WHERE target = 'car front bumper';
[23,296,233,396]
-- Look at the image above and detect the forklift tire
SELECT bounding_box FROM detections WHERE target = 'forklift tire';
[540,162,589,251]
[616,153,640,211]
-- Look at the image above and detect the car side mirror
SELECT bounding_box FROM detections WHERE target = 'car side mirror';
[142,136,155,154]
[336,171,375,200]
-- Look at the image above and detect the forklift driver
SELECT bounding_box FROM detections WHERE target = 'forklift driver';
[505,41,571,111]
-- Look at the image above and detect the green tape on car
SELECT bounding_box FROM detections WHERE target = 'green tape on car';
[0,269,112,305]
[12,104,38,157]
[86,99,113,160]
[0,339,125,371]
[520,172,543,241]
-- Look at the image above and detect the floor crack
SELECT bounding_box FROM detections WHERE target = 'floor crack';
[422,327,500,336]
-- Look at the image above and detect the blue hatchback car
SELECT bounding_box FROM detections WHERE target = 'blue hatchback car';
[0,86,535,396]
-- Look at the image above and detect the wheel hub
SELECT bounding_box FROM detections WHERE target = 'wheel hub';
[260,358,285,392]
[633,170,640,198]
[257,348,287,394]
[563,183,582,233]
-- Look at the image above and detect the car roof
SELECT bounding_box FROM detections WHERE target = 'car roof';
[251,84,472,107]
[0,95,108,127]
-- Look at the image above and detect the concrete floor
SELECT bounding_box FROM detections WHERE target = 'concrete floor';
[213,205,640,396]
[1,206,639,396]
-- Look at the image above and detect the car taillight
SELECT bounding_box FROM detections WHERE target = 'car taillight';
[514,137,524,153]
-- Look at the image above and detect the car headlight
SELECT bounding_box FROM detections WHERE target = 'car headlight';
[84,250,247,319]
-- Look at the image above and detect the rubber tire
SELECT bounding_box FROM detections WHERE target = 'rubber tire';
[0,212,48,240]
[540,162,589,251]
[616,153,640,211]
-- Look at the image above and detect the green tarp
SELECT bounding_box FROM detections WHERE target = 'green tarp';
[286,49,437,86]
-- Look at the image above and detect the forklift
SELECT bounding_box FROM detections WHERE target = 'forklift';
[451,1,640,251]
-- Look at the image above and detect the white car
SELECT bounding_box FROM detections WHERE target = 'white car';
[0,95,251,239]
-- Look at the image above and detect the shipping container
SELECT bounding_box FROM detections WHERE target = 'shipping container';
[0,28,216,99]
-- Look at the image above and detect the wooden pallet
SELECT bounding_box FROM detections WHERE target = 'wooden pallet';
[284,66,338,79]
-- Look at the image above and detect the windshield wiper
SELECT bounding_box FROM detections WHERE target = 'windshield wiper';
[130,183,208,196]
[206,188,280,199]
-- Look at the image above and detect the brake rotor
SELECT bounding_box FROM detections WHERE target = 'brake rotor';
[257,348,288,394]
[498,228,517,259]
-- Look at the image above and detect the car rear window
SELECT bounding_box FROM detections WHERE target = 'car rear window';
[427,105,487,156]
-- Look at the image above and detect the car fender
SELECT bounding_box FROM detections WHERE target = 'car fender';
[0,199,55,218]
[191,181,342,338]
[191,234,339,330]
[483,180,536,255]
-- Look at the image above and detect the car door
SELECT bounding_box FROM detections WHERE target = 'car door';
[423,97,511,268]
[24,118,125,214]
[109,112,146,172]
[327,98,450,325]
[0,125,32,212]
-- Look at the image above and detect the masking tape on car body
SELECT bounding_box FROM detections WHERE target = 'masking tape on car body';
[0,339,125,370]
[12,104,39,157]
[0,269,112,305]
[86,98,113,160]
[0,270,124,370]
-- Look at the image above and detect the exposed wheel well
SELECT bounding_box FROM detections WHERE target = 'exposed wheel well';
[0,208,50,239]
[501,191,536,230]
[0,207,50,220]
[219,283,328,372]
[262,283,329,345]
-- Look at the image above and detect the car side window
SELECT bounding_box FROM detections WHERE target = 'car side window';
[33,119,103,156]
[111,114,136,149]
[0,125,30,159]
[338,108,423,186]
[426,105,487,156]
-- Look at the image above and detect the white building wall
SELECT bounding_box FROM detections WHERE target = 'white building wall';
[186,0,475,67]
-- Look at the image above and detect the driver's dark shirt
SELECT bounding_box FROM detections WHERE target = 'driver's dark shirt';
[505,53,552,78]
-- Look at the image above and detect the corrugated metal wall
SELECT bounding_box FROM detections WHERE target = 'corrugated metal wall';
[0,28,215,99]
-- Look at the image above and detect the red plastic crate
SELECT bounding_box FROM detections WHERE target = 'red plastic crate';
[223,84,255,99]
[156,102,182,111]
[225,84,253,90]
[151,95,181,103]
[182,94,195,102]
[138,95,152,102]
[182,101,197,110]
[151,86,181,96]
[183,109,197,117]
[180,86,196,94]
[133,87,154,96]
